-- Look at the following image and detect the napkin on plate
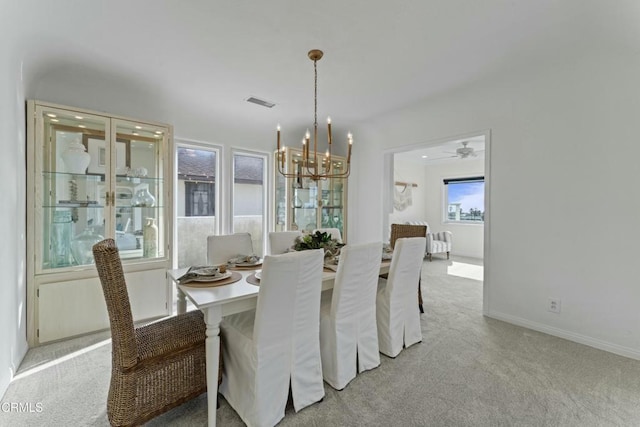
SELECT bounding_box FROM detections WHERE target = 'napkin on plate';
[228,254,260,265]
[324,256,339,271]
[178,266,222,284]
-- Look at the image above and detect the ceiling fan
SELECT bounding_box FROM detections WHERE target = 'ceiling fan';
[445,141,478,159]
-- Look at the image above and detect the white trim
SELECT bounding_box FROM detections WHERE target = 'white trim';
[487,310,640,361]
[482,129,492,315]
[442,221,484,226]
[381,129,490,155]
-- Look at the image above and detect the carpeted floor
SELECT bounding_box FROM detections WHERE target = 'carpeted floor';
[3,256,640,426]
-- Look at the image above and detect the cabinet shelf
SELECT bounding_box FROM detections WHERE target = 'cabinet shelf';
[115,176,164,184]
[42,171,104,180]
[41,171,165,185]
[44,204,105,208]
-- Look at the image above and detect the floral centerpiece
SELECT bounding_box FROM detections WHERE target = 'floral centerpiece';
[293,231,344,259]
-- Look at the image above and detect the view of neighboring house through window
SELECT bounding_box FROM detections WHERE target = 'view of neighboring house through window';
[176,145,219,267]
[232,152,267,257]
[444,176,485,223]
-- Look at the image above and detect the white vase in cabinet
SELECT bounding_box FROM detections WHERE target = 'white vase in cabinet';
[61,135,90,174]
[143,217,158,258]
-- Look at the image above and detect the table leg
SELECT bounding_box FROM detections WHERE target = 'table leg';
[204,307,223,427]
[177,287,187,315]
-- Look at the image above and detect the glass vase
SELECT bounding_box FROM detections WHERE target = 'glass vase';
[70,227,104,266]
[50,210,73,268]
[131,187,156,207]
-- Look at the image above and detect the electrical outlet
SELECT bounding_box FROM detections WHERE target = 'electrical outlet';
[548,298,561,313]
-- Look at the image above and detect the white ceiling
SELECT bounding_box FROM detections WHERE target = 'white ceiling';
[18,1,640,140]
[394,136,485,165]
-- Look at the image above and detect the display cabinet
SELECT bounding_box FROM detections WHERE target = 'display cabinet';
[274,147,347,239]
[26,100,174,345]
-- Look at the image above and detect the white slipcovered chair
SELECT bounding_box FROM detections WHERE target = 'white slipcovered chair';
[268,230,301,255]
[207,233,253,265]
[219,249,325,427]
[319,241,382,390]
[313,227,342,243]
[376,237,426,357]
[405,221,452,261]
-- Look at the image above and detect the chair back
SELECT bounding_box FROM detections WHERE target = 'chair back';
[253,249,324,348]
[390,223,426,249]
[207,233,253,265]
[332,242,382,320]
[268,231,302,255]
[385,237,426,305]
[92,238,138,370]
[313,227,342,243]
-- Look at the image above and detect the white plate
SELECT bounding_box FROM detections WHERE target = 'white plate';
[187,271,232,283]
[232,258,263,267]
[254,270,262,280]
[191,266,221,276]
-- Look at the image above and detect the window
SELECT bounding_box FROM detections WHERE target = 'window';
[185,182,215,216]
[175,145,219,267]
[232,151,267,257]
[444,176,484,223]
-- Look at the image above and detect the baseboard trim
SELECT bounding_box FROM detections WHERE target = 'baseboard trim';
[486,310,640,361]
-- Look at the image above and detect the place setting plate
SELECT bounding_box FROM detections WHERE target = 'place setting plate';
[178,266,243,288]
[188,271,233,283]
[246,269,262,286]
[228,258,263,270]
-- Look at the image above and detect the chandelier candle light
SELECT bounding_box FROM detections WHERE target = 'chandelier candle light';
[277,49,352,180]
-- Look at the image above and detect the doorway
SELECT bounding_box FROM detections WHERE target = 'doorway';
[382,130,490,314]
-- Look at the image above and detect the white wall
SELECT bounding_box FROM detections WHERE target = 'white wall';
[388,159,427,232]
[0,2,29,398]
[351,51,640,359]
[423,158,484,259]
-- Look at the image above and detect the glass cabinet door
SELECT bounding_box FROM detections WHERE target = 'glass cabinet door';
[319,158,346,235]
[275,166,287,231]
[36,106,110,272]
[289,150,318,232]
[112,119,167,261]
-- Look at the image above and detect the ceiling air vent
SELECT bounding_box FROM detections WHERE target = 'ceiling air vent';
[246,96,275,108]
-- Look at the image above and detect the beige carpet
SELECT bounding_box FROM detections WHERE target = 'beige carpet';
[3,256,640,426]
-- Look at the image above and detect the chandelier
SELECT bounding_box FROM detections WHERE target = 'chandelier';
[277,49,352,180]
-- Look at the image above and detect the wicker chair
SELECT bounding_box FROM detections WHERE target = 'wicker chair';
[389,224,427,313]
[93,238,209,427]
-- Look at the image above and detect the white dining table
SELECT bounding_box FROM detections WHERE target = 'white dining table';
[168,261,390,427]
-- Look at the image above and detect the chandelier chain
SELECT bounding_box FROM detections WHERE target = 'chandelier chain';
[314,59,318,127]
